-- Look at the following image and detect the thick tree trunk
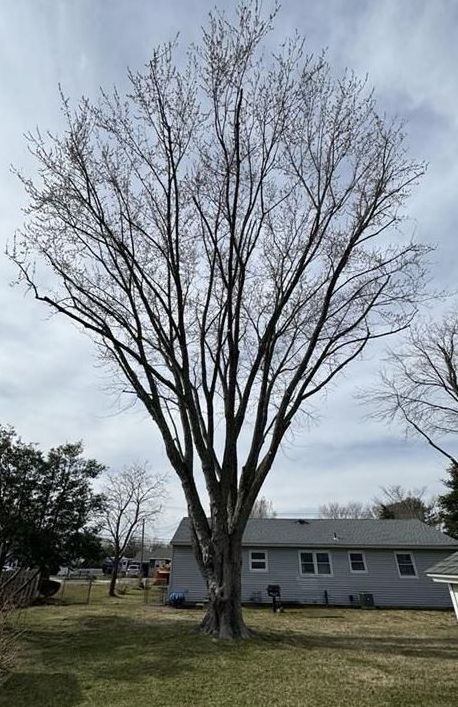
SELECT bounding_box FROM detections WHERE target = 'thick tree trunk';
[0,545,9,570]
[108,560,119,597]
[200,533,251,640]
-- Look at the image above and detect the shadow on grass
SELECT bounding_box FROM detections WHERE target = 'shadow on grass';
[7,611,458,697]
[255,628,458,660]
[17,615,212,683]
[0,672,82,707]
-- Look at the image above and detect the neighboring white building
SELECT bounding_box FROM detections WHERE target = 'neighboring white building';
[427,551,458,621]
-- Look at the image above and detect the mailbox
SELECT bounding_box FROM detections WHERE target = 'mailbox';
[267,584,282,612]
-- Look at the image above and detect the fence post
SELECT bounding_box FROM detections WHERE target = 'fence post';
[86,578,94,605]
[143,580,150,605]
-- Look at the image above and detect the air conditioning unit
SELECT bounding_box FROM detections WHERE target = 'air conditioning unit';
[359,592,375,608]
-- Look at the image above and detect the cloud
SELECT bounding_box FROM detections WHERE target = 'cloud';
[0,0,456,539]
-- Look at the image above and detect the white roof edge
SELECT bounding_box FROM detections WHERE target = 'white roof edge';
[427,573,458,583]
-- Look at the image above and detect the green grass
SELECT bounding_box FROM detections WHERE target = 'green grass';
[1,589,457,707]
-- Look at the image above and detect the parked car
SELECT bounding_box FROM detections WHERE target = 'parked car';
[67,568,100,579]
[126,563,141,578]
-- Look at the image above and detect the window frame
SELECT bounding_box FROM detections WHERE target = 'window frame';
[298,550,333,577]
[348,550,368,574]
[249,549,269,573]
[394,551,418,579]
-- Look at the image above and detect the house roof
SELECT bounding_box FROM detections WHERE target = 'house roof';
[171,517,458,549]
[426,550,458,577]
[133,546,171,562]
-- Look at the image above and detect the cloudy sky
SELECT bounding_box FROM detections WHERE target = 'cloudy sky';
[1,0,457,540]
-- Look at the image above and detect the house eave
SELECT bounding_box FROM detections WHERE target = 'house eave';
[172,541,458,550]
[427,573,458,583]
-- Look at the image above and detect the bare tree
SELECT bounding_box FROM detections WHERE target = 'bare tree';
[320,489,438,523]
[250,497,276,518]
[11,3,428,638]
[367,314,458,464]
[372,485,438,524]
[99,465,166,596]
[319,501,373,519]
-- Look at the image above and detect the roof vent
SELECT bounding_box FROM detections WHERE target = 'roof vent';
[296,519,309,525]
[333,531,340,541]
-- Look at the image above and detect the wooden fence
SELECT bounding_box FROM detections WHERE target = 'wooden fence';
[0,569,41,607]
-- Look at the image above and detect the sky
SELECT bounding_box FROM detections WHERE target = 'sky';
[0,0,457,541]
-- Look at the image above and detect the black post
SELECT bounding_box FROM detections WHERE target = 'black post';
[87,577,94,605]
[267,584,281,613]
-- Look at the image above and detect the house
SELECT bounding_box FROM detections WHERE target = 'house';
[169,517,458,608]
[131,544,171,569]
[426,551,458,621]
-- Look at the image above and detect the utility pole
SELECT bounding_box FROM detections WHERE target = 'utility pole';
[140,518,146,590]
[140,518,145,565]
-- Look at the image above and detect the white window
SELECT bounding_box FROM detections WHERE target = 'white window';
[299,551,332,576]
[348,551,367,573]
[395,552,417,578]
[249,550,268,572]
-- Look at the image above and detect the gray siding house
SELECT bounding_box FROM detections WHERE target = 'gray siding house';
[169,518,458,608]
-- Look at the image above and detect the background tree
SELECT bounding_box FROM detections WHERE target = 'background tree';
[0,426,42,569]
[99,464,166,596]
[367,314,458,464]
[21,442,105,575]
[319,501,373,519]
[437,463,458,538]
[12,3,427,638]
[319,488,438,523]
[366,313,458,537]
[249,497,277,519]
[144,537,172,557]
[0,427,104,575]
[372,485,438,524]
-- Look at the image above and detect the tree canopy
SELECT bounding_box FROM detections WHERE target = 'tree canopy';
[372,485,437,524]
[366,311,458,538]
[99,464,166,596]
[367,313,458,464]
[249,496,276,518]
[319,501,373,519]
[12,2,427,637]
[319,486,438,524]
[438,463,458,539]
[0,426,104,574]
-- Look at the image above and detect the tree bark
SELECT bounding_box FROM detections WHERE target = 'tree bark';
[0,545,9,570]
[200,533,251,640]
[108,558,119,597]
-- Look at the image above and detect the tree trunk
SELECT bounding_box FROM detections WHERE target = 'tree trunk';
[200,533,251,640]
[0,545,9,570]
[108,559,119,597]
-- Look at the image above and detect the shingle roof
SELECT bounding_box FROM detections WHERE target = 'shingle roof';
[171,517,458,549]
[426,551,458,577]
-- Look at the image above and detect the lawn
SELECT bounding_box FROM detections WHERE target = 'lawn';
[1,587,457,707]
